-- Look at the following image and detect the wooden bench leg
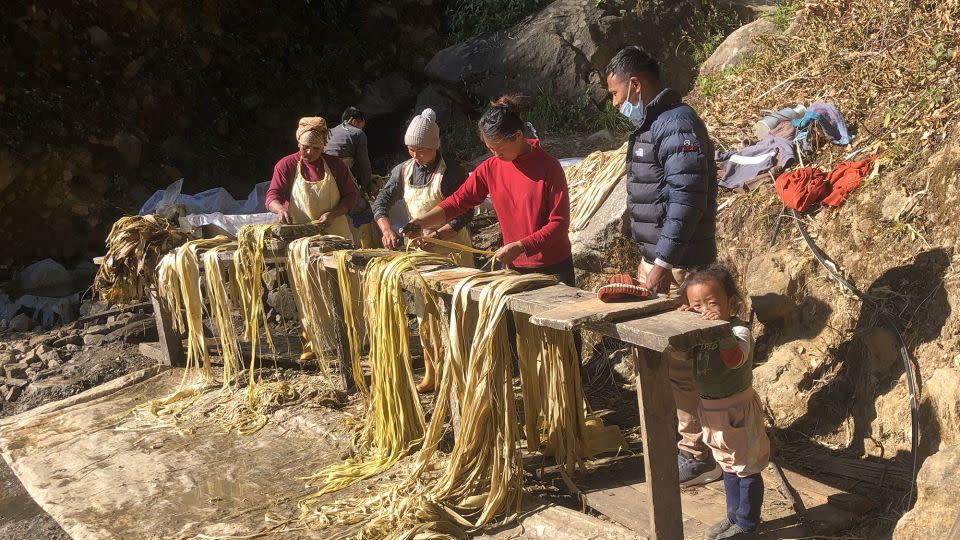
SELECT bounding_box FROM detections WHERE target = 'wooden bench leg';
[634,346,684,540]
[149,286,185,367]
[327,270,355,393]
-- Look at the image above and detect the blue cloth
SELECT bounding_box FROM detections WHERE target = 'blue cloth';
[625,88,718,268]
[791,102,851,152]
[723,471,764,531]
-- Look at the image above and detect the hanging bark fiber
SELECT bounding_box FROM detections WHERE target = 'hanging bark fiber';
[300,271,600,540]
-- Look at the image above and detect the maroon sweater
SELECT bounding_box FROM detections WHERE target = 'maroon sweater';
[438,140,571,268]
[265,152,358,214]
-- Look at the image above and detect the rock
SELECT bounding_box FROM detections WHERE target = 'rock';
[745,253,807,325]
[753,346,811,426]
[414,84,470,126]
[6,377,28,388]
[893,445,960,539]
[104,320,158,344]
[358,72,418,118]
[570,175,632,273]
[0,351,17,365]
[38,347,61,366]
[424,0,700,106]
[10,313,34,332]
[46,358,61,370]
[86,26,114,52]
[18,258,73,292]
[267,285,299,321]
[64,344,81,352]
[52,334,83,348]
[700,17,777,75]
[924,367,960,448]
[4,362,29,379]
[716,0,779,20]
[3,385,23,402]
[79,298,109,317]
[84,334,105,347]
[880,190,910,221]
[586,129,614,144]
[29,334,54,348]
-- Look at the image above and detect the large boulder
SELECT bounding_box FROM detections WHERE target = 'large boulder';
[570,176,631,274]
[424,0,702,106]
[699,16,777,75]
[893,445,960,539]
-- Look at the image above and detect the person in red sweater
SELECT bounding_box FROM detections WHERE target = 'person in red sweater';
[404,95,574,286]
[265,116,358,240]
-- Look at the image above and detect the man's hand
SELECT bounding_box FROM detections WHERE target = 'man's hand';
[640,263,673,294]
[494,241,525,266]
[382,229,400,250]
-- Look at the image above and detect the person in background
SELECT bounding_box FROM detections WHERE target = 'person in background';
[679,265,769,540]
[266,116,358,363]
[403,95,573,286]
[373,108,475,268]
[606,45,720,487]
[325,106,378,247]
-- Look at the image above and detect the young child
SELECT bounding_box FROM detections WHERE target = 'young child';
[679,264,770,540]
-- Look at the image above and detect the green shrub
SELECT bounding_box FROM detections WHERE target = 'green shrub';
[440,0,551,42]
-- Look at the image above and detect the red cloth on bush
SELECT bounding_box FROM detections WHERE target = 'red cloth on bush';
[822,155,879,207]
[597,274,653,303]
[774,167,829,212]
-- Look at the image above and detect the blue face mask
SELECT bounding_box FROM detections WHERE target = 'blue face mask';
[618,84,644,127]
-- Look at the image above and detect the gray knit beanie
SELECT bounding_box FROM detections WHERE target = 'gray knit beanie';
[404,108,441,150]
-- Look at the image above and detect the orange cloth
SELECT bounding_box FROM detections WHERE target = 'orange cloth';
[774,167,829,212]
[822,155,879,207]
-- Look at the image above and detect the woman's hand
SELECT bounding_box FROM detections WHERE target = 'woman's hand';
[425,224,454,241]
[268,201,290,224]
[493,241,525,266]
[316,212,333,225]
[382,228,401,250]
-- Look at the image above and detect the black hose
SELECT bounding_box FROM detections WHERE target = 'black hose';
[790,209,919,508]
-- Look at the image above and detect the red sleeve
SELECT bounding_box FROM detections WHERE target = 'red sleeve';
[265,157,295,209]
[519,160,570,254]
[438,164,489,221]
[325,156,358,214]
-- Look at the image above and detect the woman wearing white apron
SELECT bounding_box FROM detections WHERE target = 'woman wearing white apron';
[372,108,475,268]
[265,116,358,240]
[265,116,359,362]
[372,109,475,392]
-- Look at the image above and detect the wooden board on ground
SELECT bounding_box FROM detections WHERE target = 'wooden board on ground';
[576,454,867,539]
[530,294,677,331]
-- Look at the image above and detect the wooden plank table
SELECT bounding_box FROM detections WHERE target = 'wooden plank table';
[149,248,730,539]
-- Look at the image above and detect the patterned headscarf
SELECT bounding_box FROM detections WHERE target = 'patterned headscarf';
[296,116,329,147]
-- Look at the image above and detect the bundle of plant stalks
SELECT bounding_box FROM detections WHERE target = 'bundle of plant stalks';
[301,271,595,540]
[288,234,355,376]
[302,250,452,498]
[689,0,959,170]
[566,142,628,232]
[94,214,189,304]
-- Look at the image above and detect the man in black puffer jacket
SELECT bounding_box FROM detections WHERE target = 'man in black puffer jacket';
[606,46,721,488]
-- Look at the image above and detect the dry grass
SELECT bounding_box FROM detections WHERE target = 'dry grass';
[689,0,959,172]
